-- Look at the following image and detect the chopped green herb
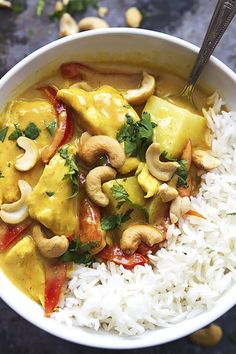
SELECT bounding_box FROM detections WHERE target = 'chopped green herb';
[0,171,4,179]
[60,239,97,265]
[46,191,55,197]
[227,212,236,216]
[0,127,8,142]
[117,112,157,161]
[111,182,148,219]
[24,122,41,140]
[160,150,177,162]
[123,104,131,109]
[12,2,24,14]
[176,160,189,188]
[229,333,236,344]
[101,209,133,231]
[7,162,11,168]
[44,120,56,136]
[36,0,45,16]
[50,0,99,19]
[8,124,22,141]
[58,145,79,198]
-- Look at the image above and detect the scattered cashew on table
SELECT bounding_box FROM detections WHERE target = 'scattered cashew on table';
[189,324,223,347]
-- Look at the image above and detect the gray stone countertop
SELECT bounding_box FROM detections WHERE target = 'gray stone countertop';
[0,0,236,353]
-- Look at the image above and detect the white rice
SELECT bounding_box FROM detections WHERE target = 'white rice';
[53,96,236,335]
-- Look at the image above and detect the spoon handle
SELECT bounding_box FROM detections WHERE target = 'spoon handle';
[186,0,236,90]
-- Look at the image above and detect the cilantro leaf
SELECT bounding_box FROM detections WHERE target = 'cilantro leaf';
[101,209,133,231]
[58,145,79,198]
[44,119,56,136]
[60,239,97,265]
[8,124,22,141]
[160,150,177,162]
[111,182,148,220]
[46,191,55,197]
[0,127,8,142]
[36,0,45,16]
[229,333,236,344]
[49,0,98,19]
[176,160,189,188]
[23,122,41,140]
[12,2,24,14]
[117,112,156,161]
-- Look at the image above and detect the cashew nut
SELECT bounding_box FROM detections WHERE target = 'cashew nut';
[124,72,155,105]
[15,137,39,172]
[0,0,11,7]
[189,324,223,347]
[32,225,69,258]
[0,180,32,224]
[79,135,125,168]
[192,149,220,171]
[54,1,63,12]
[120,224,165,255]
[169,196,191,224]
[125,7,142,28]
[78,17,109,31]
[158,183,179,202]
[86,166,116,207]
[59,13,78,37]
[97,6,108,18]
[146,143,179,182]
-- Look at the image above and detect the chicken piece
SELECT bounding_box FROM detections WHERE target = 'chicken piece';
[3,236,45,304]
[57,85,139,138]
[28,146,78,236]
[0,99,55,203]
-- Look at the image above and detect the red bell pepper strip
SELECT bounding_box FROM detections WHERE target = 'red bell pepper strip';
[79,198,104,244]
[97,246,149,270]
[60,62,86,79]
[136,242,160,255]
[178,139,193,197]
[40,85,73,163]
[0,218,32,252]
[44,263,67,317]
[186,210,207,220]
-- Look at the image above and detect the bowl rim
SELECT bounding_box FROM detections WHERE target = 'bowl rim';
[0,28,236,350]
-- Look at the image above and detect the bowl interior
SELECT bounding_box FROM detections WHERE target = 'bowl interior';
[0,29,236,349]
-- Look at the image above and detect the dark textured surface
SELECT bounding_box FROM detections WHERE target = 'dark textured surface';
[0,0,236,353]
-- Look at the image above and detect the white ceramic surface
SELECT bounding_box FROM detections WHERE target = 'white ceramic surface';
[0,29,236,349]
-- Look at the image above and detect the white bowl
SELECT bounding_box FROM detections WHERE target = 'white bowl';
[0,28,235,349]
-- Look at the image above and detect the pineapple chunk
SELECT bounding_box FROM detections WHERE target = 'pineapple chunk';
[117,157,140,174]
[144,96,207,158]
[147,195,169,226]
[28,147,78,236]
[3,236,45,304]
[57,85,139,138]
[102,176,146,229]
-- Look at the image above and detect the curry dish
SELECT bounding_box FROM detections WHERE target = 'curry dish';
[0,62,219,316]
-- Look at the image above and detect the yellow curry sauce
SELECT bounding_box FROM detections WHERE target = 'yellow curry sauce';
[0,62,210,314]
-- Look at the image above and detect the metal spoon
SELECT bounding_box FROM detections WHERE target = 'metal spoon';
[168,0,236,110]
